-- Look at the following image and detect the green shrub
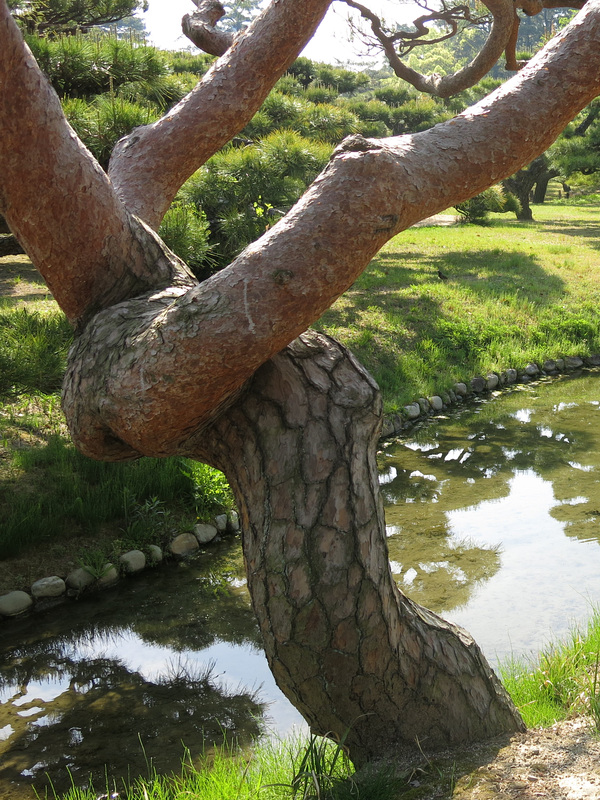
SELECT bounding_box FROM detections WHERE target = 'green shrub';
[158,202,216,280]
[455,185,520,224]
[180,130,331,266]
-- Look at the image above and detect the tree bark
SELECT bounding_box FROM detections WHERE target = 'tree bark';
[532,167,559,202]
[190,330,524,765]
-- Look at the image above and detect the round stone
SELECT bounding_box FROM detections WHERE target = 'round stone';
[486,373,499,390]
[97,564,119,587]
[470,376,486,393]
[169,533,200,557]
[214,514,228,532]
[66,567,96,592]
[0,590,33,617]
[31,576,66,599]
[227,511,240,532]
[193,523,218,544]
[454,383,468,397]
[525,363,540,377]
[428,395,444,412]
[119,550,146,574]
[404,403,421,420]
[148,545,163,564]
[504,369,518,384]
[565,356,584,369]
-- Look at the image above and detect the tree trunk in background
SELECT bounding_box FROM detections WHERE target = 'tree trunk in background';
[532,170,558,203]
[192,330,525,766]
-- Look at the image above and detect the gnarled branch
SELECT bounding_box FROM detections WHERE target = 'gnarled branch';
[108,0,332,230]
[342,0,515,97]
[181,0,235,56]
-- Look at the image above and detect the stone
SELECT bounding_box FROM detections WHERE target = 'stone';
[440,392,451,405]
[170,533,200,556]
[448,390,457,403]
[148,545,163,564]
[214,514,228,532]
[428,395,444,412]
[470,376,486,393]
[66,567,96,592]
[227,510,240,532]
[486,373,499,390]
[417,397,430,413]
[381,418,396,438]
[543,359,558,373]
[525,363,540,377]
[565,355,584,369]
[194,523,218,544]
[585,354,600,367]
[454,382,468,397]
[404,402,421,420]
[504,369,517,384]
[31,576,66,599]
[555,358,565,370]
[0,590,33,616]
[97,564,119,587]
[119,550,146,574]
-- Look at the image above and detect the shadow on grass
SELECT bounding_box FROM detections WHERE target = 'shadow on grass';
[317,245,571,406]
[372,247,565,305]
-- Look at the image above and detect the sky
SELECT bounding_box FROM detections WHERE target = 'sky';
[142,0,421,65]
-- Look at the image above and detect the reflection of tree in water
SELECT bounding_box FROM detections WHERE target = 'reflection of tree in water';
[0,537,265,799]
[381,372,600,613]
[0,654,263,798]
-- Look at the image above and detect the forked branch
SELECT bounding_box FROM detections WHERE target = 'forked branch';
[343,0,515,97]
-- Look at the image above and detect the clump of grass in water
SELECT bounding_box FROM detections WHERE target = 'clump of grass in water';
[501,607,600,729]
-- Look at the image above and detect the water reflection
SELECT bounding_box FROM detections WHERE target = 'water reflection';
[3,371,600,798]
[381,370,600,663]
[0,542,303,799]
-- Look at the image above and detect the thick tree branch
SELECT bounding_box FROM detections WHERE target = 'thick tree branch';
[63,3,600,460]
[343,0,515,97]
[108,0,333,230]
[181,0,235,55]
[0,0,195,324]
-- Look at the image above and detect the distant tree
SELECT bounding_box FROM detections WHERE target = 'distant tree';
[221,0,262,32]
[9,0,148,35]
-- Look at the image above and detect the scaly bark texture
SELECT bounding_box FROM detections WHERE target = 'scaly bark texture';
[191,331,524,765]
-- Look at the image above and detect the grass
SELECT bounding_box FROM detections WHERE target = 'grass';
[501,607,600,730]
[0,302,232,568]
[44,731,407,800]
[316,202,600,413]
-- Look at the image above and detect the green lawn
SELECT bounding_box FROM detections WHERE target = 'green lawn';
[317,201,600,413]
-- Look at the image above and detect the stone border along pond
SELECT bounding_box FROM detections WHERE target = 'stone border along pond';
[1,353,598,620]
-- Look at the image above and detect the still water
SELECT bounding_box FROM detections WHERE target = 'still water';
[2,371,600,797]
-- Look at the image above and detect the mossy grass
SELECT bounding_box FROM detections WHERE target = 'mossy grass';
[317,201,600,413]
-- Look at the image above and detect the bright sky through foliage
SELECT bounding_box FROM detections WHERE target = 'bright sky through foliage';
[143,0,420,64]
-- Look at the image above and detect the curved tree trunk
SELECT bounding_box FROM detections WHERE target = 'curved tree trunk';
[191,330,524,766]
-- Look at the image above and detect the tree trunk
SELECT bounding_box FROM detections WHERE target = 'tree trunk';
[190,330,525,766]
[532,169,558,203]
[0,233,23,256]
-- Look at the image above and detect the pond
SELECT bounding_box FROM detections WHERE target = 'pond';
[2,370,600,798]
